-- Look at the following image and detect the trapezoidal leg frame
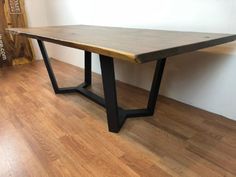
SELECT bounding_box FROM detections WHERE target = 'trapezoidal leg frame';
[37,40,166,133]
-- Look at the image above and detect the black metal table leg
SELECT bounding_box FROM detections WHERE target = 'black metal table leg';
[99,55,166,132]
[37,39,167,133]
[37,40,92,93]
[38,40,60,93]
[84,51,91,87]
[100,55,121,132]
[147,59,166,114]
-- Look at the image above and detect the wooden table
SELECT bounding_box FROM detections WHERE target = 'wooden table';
[7,25,236,133]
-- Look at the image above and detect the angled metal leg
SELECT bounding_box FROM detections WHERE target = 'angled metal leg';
[84,51,91,87]
[37,40,92,93]
[38,40,60,93]
[147,59,166,114]
[123,59,166,118]
[100,55,123,132]
[100,55,166,132]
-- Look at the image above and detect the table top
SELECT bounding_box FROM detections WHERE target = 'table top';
[7,25,236,63]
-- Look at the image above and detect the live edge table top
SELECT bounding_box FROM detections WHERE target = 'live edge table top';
[8,25,236,63]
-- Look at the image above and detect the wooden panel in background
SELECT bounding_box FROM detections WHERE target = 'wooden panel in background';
[0,0,34,67]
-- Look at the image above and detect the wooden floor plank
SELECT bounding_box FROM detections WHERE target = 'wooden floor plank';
[0,59,236,177]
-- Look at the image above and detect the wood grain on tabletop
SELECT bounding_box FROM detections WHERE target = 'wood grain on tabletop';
[7,25,236,63]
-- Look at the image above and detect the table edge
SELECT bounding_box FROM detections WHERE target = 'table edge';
[7,29,139,63]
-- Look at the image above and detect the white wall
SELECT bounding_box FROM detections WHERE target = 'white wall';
[25,0,236,120]
[24,0,49,59]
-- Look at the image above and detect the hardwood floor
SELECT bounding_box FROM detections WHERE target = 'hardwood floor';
[0,60,236,177]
